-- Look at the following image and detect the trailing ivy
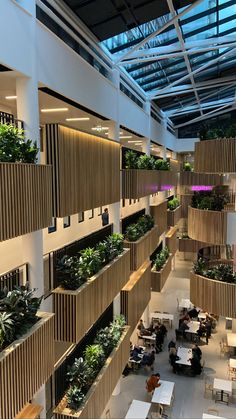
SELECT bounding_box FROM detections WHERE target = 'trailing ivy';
[56,233,124,290]
[124,214,154,242]
[65,315,126,411]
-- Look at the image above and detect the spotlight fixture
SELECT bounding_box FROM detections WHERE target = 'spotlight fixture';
[41,108,68,112]
[66,117,90,121]
[91,125,109,132]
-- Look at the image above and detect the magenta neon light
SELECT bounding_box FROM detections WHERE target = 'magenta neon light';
[191,185,213,191]
[160,185,173,191]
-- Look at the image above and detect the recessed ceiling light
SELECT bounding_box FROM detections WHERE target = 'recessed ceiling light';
[128,140,141,143]
[66,117,90,121]
[119,131,123,135]
[41,108,68,112]
[135,143,142,146]
[120,135,133,139]
[5,95,17,100]
[91,126,109,131]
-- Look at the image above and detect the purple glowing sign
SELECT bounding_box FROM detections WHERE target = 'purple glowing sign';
[160,185,173,191]
[191,185,213,191]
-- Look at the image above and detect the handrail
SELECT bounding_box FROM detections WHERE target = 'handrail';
[0,263,28,290]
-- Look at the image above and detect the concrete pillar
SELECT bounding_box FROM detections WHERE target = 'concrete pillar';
[232,319,236,333]
[142,304,150,329]
[16,76,44,304]
[33,384,46,419]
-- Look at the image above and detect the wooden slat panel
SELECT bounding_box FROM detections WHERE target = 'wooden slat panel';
[190,271,236,318]
[151,255,172,292]
[121,261,151,333]
[122,170,178,199]
[54,327,131,419]
[180,171,223,186]
[53,250,130,343]
[167,205,182,227]
[0,312,54,419]
[45,124,120,217]
[188,206,227,244]
[124,226,159,271]
[195,138,236,173]
[166,226,178,256]
[169,159,180,172]
[150,201,167,235]
[178,238,211,253]
[180,194,192,218]
[0,163,52,242]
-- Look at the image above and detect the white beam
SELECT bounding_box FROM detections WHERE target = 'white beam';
[115,0,204,64]
[148,47,236,97]
[175,102,236,128]
[168,97,236,117]
[118,35,236,60]
[119,41,236,66]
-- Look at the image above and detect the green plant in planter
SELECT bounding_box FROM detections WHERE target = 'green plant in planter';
[162,246,169,259]
[125,150,138,169]
[96,241,110,265]
[84,344,105,378]
[168,197,180,211]
[67,357,90,391]
[78,248,102,281]
[138,214,154,231]
[193,258,206,275]
[154,159,170,171]
[106,233,124,260]
[183,162,192,171]
[0,124,38,163]
[0,312,14,351]
[137,155,154,170]
[125,224,142,242]
[57,255,83,290]
[67,385,85,411]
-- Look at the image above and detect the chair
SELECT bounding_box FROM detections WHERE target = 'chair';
[175,329,184,342]
[215,390,229,405]
[204,377,213,399]
[207,406,219,416]
[150,405,168,419]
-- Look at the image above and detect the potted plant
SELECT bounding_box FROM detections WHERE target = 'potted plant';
[151,247,172,292]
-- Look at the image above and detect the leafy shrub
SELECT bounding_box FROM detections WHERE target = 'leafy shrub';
[191,191,229,211]
[137,155,155,170]
[183,162,192,171]
[0,124,38,163]
[199,124,236,140]
[194,260,236,284]
[57,234,125,290]
[65,315,125,411]
[153,246,170,271]
[0,284,42,352]
[125,150,138,169]
[168,197,180,211]
[125,215,155,242]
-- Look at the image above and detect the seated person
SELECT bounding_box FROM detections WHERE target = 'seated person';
[142,350,155,368]
[137,319,151,336]
[179,320,190,331]
[192,344,202,360]
[190,356,202,376]
[169,347,181,374]
[168,338,176,351]
[197,322,206,337]
[130,345,143,361]
[146,373,161,393]
[188,306,200,319]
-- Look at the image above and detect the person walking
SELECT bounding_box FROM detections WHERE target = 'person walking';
[101,208,109,226]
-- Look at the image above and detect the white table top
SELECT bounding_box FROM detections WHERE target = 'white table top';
[142,334,156,341]
[150,312,174,321]
[202,414,226,419]
[213,378,232,394]
[176,347,192,366]
[125,400,151,419]
[229,358,236,368]
[227,332,236,347]
[185,321,200,334]
[179,298,192,309]
[151,380,175,405]
[198,312,207,320]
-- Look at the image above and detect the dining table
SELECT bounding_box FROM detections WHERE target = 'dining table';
[202,414,226,419]
[213,378,232,403]
[151,380,175,406]
[175,347,192,366]
[125,400,151,419]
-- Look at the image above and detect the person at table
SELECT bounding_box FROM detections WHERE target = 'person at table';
[179,319,190,338]
[205,318,212,344]
[155,326,164,353]
[179,313,190,328]
[142,350,155,370]
[188,306,200,319]
[159,323,167,337]
[192,344,202,360]
[168,338,176,351]
[130,345,143,361]
[197,322,206,338]
[169,347,181,374]
[146,373,161,394]
[137,319,151,336]
[189,356,202,376]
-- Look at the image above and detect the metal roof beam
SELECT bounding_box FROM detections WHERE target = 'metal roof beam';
[168,96,236,116]
[115,0,204,64]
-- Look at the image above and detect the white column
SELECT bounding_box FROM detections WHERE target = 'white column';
[33,384,46,419]
[232,319,236,333]
[16,76,45,303]
[142,304,150,329]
